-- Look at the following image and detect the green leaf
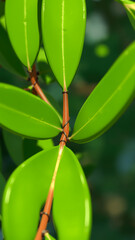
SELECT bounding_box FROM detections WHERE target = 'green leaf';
[2,146,92,240]
[36,47,55,85]
[53,147,92,240]
[37,139,53,150]
[5,0,40,70]
[0,83,61,139]
[116,0,135,30]
[0,173,6,214]
[3,129,53,165]
[70,42,135,143]
[0,2,27,78]
[42,0,86,89]
[0,144,2,171]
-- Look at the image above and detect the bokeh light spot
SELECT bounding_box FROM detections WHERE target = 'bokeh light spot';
[95,44,110,58]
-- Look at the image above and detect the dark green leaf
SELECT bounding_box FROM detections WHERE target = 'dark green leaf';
[42,0,86,89]
[0,173,6,214]
[0,84,62,139]
[36,48,55,85]
[3,129,53,165]
[42,90,62,123]
[3,129,24,165]
[0,144,2,172]
[117,0,135,30]
[2,146,92,240]
[5,0,40,70]
[70,42,135,143]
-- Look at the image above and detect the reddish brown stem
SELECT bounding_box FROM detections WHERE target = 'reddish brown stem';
[29,64,51,105]
[59,91,70,146]
[35,188,54,240]
[35,92,69,240]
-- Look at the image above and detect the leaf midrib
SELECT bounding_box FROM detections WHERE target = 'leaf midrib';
[71,64,135,139]
[0,102,61,131]
[24,0,31,70]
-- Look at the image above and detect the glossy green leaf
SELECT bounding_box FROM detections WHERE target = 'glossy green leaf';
[0,2,27,78]
[2,146,92,240]
[42,0,86,89]
[53,147,92,240]
[0,83,61,139]
[3,129,53,165]
[70,42,135,143]
[117,0,135,30]
[5,0,40,70]
[37,47,55,85]
[0,173,6,214]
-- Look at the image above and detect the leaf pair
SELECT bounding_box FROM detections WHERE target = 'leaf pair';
[70,42,135,143]
[0,83,62,139]
[5,0,87,88]
[2,146,92,240]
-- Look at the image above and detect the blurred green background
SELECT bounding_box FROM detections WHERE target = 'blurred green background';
[0,0,135,239]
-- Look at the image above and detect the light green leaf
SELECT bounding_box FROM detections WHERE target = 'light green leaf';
[36,47,55,85]
[37,139,53,150]
[5,0,40,70]
[42,0,86,89]
[0,173,6,214]
[70,42,135,143]
[0,2,27,78]
[117,0,135,30]
[53,147,92,240]
[2,146,92,240]
[3,129,54,166]
[0,83,61,139]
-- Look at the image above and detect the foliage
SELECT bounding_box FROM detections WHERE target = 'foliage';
[0,0,135,239]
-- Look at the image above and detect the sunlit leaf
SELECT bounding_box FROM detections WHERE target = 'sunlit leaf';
[5,0,40,70]
[0,83,61,139]
[0,2,27,78]
[70,42,135,143]
[53,147,92,240]
[2,146,92,240]
[42,0,86,89]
